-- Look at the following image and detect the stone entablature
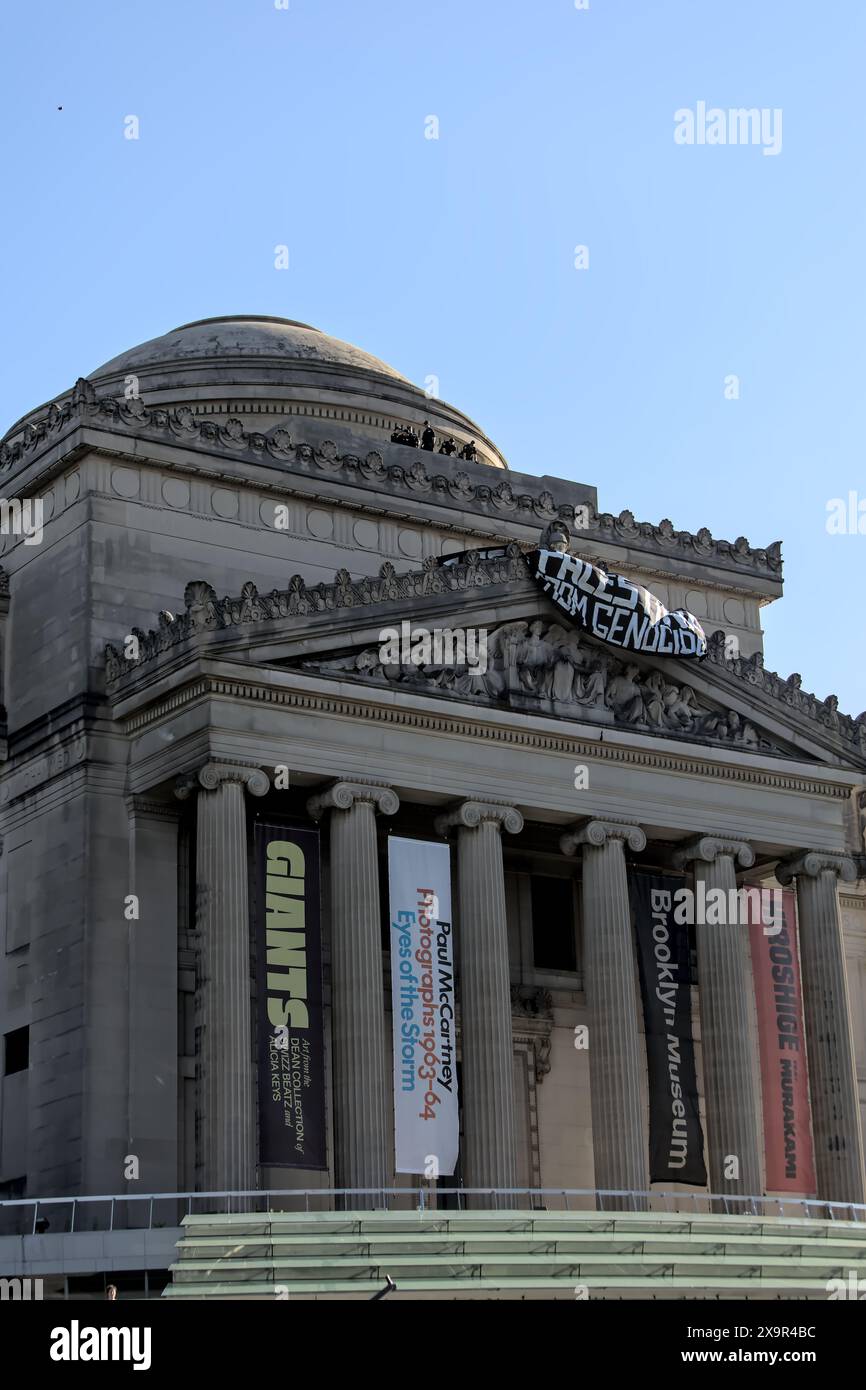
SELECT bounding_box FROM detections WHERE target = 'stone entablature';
[0,378,782,582]
[104,549,866,769]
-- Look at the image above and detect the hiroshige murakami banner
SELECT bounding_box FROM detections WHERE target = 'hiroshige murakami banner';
[253,823,326,1169]
[748,890,816,1193]
[631,871,707,1186]
[388,837,459,1176]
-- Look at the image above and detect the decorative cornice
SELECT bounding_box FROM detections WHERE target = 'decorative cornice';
[103,553,866,768]
[3,377,782,578]
[173,760,270,799]
[434,799,524,837]
[106,549,528,685]
[118,672,856,801]
[776,850,858,885]
[560,817,647,856]
[672,835,755,870]
[306,778,399,820]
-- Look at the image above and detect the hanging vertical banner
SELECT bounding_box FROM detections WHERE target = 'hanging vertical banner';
[388,836,459,1176]
[747,889,816,1193]
[253,822,326,1169]
[631,871,707,1186]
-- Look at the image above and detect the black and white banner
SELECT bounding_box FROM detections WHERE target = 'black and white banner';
[631,871,707,1186]
[528,547,707,658]
[253,823,327,1169]
[388,837,459,1176]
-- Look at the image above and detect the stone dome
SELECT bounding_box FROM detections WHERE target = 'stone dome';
[86,315,507,469]
[91,316,411,385]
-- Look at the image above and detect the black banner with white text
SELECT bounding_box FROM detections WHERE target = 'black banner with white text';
[631,871,707,1186]
[528,547,708,658]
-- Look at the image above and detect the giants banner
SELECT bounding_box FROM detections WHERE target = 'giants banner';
[388,837,459,1175]
[748,890,816,1193]
[528,547,707,658]
[632,872,707,1185]
[253,823,326,1168]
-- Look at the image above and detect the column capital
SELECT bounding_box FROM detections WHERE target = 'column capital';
[560,816,646,857]
[174,761,270,800]
[776,849,857,886]
[434,799,523,838]
[672,834,754,870]
[306,778,399,821]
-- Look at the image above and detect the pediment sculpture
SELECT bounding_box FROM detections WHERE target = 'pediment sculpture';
[307,617,774,752]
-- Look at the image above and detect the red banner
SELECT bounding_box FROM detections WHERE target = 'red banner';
[748,890,816,1193]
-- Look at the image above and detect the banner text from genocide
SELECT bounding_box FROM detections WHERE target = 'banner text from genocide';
[529,547,707,658]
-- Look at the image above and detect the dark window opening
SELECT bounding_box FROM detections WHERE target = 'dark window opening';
[4,1026,29,1075]
[530,876,576,972]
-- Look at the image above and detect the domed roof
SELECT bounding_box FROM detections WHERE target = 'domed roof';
[90,316,412,385]
[2,315,507,470]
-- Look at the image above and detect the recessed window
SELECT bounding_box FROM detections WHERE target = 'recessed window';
[4,1026,29,1075]
[530,876,576,972]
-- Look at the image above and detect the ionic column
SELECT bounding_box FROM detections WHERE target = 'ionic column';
[307,780,398,1206]
[561,817,648,1210]
[435,800,523,1208]
[776,851,865,1206]
[673,835,761,1204]
[175,761,269,1203]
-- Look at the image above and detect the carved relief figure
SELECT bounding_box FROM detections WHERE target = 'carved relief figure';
[311,614,776,753]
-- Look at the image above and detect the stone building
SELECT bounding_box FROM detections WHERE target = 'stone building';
[0,316,865,1294]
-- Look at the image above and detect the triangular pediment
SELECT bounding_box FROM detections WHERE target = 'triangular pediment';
[105,548,866,771]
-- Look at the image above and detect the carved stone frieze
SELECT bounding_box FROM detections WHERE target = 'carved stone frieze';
[3,377,782,578]
[309,617,786,755]
[106,548,529,683]
[103,547,866,765]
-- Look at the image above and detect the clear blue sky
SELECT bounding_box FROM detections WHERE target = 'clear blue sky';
[1,0,864,714]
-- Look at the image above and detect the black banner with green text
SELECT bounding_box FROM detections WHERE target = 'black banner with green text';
[253,822,326,1168]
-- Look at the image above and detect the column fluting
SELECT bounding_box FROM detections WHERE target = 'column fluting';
[562,817,648,1211]
[435,800,523,1208]
[673,835,761,1207]
[777,850,865,1207]
[308,779,398,1207]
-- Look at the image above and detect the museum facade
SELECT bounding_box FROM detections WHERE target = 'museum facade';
[1,316,865,1258]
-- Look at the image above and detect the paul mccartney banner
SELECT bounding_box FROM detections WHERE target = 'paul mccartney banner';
[253,823,326,1169]
[528,547,708,658]
[747,890,816,1193]
[631,872,707,1185]
[388,837,459,1176]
